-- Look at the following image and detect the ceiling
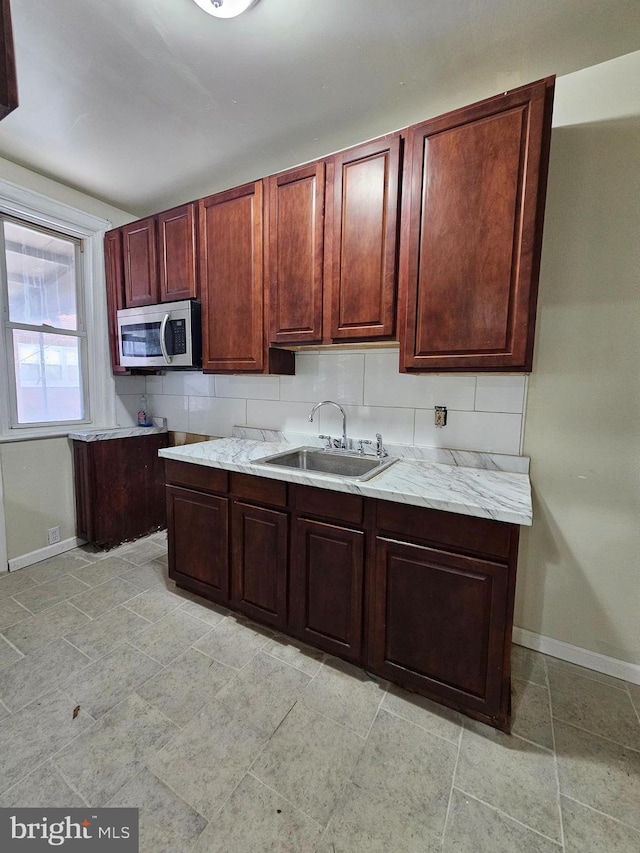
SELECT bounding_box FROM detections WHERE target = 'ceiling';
[1,0,639,217]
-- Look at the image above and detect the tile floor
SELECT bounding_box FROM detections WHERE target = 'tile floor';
[0,533,638,851]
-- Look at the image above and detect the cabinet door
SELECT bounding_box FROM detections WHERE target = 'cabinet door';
[291,517,364,662]
[157,203,198,302]
[326,135,401,341]
[200,182,265,372]
[369,537,508,718]
[167,485,230,605]
[0,0,18,119]
[400,78,554,372]
[104,229,129,375]
[231,501,288,629]
[122,217,159,307]
[267,163,325,344]
[72,441,94,542]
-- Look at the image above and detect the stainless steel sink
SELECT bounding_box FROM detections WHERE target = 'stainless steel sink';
[253,447,397,481]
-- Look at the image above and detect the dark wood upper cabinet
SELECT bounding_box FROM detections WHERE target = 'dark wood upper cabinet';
[326,135,402,341]
[103,229,129,375]
[0,0,18,120]
[266,162,325,345]
[199,181,265,373]
[399,77,554,372]
[122,216,159,307]
[157,203,198,302]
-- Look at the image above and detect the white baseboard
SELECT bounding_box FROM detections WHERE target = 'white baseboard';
[513,626,640,686]
[8,536,86,572]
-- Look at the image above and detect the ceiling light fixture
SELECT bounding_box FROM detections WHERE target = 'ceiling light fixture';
[192,0,260,18]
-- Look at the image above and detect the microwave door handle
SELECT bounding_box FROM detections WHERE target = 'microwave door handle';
[160,313,172,365]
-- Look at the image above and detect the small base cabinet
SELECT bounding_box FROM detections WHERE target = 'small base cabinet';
[165,464,520,731]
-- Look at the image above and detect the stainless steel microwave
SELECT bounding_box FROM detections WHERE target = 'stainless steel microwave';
[116,299,202,369]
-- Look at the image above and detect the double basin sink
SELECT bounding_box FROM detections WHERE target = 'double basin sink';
[254,447,397,482]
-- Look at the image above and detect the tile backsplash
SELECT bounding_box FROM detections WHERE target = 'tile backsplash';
[114,348,528,455]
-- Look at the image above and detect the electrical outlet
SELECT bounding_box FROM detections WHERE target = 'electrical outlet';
[48,526,61,545]
[434,406,447,427]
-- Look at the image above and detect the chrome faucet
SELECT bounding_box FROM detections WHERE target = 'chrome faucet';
[309,401,348,449]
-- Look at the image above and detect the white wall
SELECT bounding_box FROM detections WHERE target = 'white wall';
[118,350,528,455]
[515,53,640,667]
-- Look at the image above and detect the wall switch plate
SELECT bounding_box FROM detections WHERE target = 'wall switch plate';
[434,406,447,427]
[48,526,61,545]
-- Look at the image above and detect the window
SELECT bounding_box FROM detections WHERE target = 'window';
[0,179,115,440]
[0,219,88,427]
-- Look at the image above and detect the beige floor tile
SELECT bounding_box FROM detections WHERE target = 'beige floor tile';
[193,773,322,853]
[194,616,273,669]
[70,576,142,619]
[137,648,235,727]
[178,597,229,628]
[455,720,561,841]
[13,575,91,615]
[64,605,150,660]
[122,585,185,622]
[0,570,38,601]
[216,652,310,737]
[108,767,207,853]
[129,608,213,666]
[0,689,94,794]
[628,682,640,717]
[52,694,177,806]
[382,684,463,744]
[2,601,90,655]
[443,788,561,852]
[264,634,324,677]
[251,701,364,826]
[0,761,87,808]
[351,709,457,838]
[554,720,640,831]
[147,701,268,819]
[548,666,640,750]
[0,597,31,631]
[511,677,553,749]
[69,556,138,588]
[0,638,91,711]
[301,657,386,737]
[319,778,443,853]
[18,551,96,584]
[62,642,162,719]
[561,794,640,853]
[118,560,167,592]
[511,646,547,686]
[111,539,167,566]
[0,635,22,669]
[545,656,627,689]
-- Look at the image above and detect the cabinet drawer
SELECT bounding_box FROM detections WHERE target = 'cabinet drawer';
[293,485,363,526]
[375,501,513,560]
[231,472,287,507]
[165,460,229,494]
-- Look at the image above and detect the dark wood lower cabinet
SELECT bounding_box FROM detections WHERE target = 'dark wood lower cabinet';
[290,517,364,662]
[166,485,229,605]
[165,466,520,731]
[231,501,288,630]
[73,433,168,550]
[369,536,508,721]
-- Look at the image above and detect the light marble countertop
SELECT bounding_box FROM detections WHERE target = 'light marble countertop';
[68,425,168,442]
[159,433,532,526]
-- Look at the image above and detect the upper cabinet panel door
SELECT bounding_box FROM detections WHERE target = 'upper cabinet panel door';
[122,217,159,307]
[157,203,198,302]
[200,182,265,373]
[326,135,402,341]
[400,77,554,372]
[104,230,129,375]
[267,163,325,345]
[0,0,18,119]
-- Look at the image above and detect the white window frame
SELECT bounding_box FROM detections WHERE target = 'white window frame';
[0,178,117,441]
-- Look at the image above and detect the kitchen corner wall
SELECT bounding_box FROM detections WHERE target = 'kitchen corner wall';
[114,348,527,455]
